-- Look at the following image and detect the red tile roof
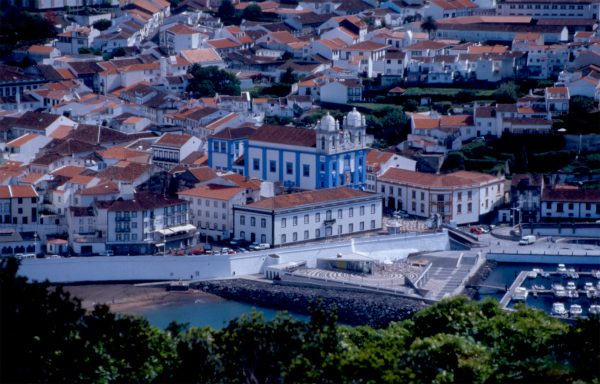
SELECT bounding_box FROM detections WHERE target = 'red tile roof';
[245,187,374,210]
[178,184,243,200]
[0,185,38,199]
[250,125,316,148]
[379,169,501,188]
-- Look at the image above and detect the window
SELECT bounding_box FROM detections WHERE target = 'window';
[349,207,354,217]
[293,232,298,242]
[286,162,293,175]
[281,234,286,244]
[467,203,472,213]
[253,158,260,171]
[315,229,320,238]
[250,217,256,226]
[360,206,365,216]
[381,185,385,193]
[349,223,354,232]
[371,220,375,229]
[556,203,564,213]
[304,214,309,224]
[303,164,310,177]
[240,231,245,239]
[412,190,416,199]
[326,210,332,220]
[337,225,342,235]
[261,218,266,228]
[337,209,343,219]
[304,230,309,240]
[370,204,376,214]
[315,213,320,222]
[282,218,287,228]
[291,216,297,226]
[568,203,574,210]
[269,160,276,173]
[468,191,472,200]
[360,221,365,231]
[420,203,424,213]
[457,204,462,214]
[420,192,425,200]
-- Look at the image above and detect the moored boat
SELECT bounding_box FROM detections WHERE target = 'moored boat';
[512,287,529,301]
[589,305,600,315]
[552,302,567,317]
[569,304,583,317]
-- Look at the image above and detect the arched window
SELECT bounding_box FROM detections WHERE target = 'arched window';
[321,136,325,150]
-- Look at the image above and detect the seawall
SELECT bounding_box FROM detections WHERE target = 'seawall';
[197,279,428,328]
[19,232,451,283]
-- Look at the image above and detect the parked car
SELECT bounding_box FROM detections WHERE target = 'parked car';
[220,247,236,255]
[174,249,185,256]
[99,250,114,256]
[478,225,490,234]
[229,238,245,246]
[519,235,536,245]
[191,248,205,255]
[236,247,249,253]
[470,226,483,235]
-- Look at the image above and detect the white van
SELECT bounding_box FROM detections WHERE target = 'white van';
[519,235,536,245]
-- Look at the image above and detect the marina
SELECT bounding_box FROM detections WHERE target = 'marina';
[500,266,600,318]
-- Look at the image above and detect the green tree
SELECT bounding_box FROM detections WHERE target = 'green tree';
[494,81,519,103]
[242,3,263,21]
[279,67,298,84]
[187,65,241,97]
[218,0,236,19]
[92,18,112,31]
[569,96,596,115]
[420,16,438,39]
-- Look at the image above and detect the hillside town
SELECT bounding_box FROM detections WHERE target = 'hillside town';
[0,0,599,259]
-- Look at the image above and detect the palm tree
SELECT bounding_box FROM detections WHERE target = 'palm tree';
[420,16,438,40]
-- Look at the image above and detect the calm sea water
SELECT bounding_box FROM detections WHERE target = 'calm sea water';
[132,300,310,330]
[477,263,600,315]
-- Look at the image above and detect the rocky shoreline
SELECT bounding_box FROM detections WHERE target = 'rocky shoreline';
[463,260,498,299]
[197,279,429,328]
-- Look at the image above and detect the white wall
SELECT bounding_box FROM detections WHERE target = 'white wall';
[18,232,451,282]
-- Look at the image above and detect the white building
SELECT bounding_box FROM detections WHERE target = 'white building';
[151,133,202,170]
[178,184,246,242]
[233,187,383,246]
[377,169,504,224]
[106,193,194,255]
[541,187,600,222]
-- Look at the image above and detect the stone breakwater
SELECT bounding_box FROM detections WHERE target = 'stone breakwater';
[197,279,428,328]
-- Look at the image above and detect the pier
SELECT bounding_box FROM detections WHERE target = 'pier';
[500,271,600,309]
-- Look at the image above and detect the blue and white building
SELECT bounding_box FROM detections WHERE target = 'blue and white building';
[208,108,368,190]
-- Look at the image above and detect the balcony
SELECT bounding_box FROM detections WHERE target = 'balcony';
[115,216,131,221]
[115,227,131,233]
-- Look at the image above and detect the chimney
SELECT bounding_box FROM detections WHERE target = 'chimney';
[15,89,21,112]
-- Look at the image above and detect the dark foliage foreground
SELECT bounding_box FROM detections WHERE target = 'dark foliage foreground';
[1,257,598,383]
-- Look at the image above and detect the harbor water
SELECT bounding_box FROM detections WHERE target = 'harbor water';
[477,263,600,316]
[130,300,310,330]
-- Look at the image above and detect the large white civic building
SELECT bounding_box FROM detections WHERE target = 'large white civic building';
[233,187,383,246]
[378,169,505,224]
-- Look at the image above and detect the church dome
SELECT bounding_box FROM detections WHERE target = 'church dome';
[346,107,362,128]
[320,112,337,132]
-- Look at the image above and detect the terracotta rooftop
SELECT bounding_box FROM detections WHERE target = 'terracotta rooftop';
[0,185,38,199]
[245,187,373,210]
[154,133,193,148]
[107,193,185,212]
[178,184,244,200]
[250,125,316,148]
[542,188,600,202]
[379,169,501,188]
[96,161,152,182]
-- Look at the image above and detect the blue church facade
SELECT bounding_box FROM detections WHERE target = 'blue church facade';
[208,108,368,190]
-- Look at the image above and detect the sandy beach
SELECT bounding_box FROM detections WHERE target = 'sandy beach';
[63,284,224,313]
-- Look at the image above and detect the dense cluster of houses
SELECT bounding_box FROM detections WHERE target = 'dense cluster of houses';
[0,0,598,256]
